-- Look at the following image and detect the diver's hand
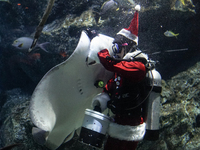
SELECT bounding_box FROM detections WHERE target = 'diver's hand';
[93,105,102,113]
[106,56,113,61]
[92,93,110,113]
[85,28,98,40]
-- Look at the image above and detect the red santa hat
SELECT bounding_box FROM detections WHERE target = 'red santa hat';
[117,5,141,45]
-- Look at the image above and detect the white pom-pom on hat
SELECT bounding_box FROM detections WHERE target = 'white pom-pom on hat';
[135,5,141,11]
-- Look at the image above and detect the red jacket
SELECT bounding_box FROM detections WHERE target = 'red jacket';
[98,49,146,82]
[98,49,147,117]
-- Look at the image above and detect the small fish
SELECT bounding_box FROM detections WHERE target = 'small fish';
[12,37,49,53]
[100,0,118,15]
[0,0,10,3]
[94,0,119,23]
[164,30,179,38]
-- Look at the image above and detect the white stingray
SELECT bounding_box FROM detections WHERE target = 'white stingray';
[29,31,114,150]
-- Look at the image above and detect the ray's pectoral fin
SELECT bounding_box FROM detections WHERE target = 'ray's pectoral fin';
[75,127,81,136]
[63,130,75,143]
[32,127,49,145]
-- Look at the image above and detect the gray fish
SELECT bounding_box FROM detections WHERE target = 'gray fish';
[12,37,49,53]
[94,0,119,23]
[100,0,118,15]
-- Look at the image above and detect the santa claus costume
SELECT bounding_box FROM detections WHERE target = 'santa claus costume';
[92,5,159,150]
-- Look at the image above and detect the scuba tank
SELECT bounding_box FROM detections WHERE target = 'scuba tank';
[144,68,162,140]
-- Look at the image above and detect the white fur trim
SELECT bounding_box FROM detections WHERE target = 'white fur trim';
[92,93,110,112]
[108,122,146,141]
[123,50,148,60]
[117,29,138,45]
[135,5,141,11]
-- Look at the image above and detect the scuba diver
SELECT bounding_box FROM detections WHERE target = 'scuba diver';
[90,5,162,150]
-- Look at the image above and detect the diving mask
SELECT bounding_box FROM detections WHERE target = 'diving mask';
[112,43,128,54]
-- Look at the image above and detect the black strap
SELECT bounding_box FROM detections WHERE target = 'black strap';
[106,56,147,65]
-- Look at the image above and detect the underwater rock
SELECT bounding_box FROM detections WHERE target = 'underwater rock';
[0,88,48,150]
[42,9,98,37]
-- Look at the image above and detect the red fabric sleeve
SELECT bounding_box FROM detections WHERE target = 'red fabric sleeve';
[98,49,146,82]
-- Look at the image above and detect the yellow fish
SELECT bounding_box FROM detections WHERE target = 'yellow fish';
[180,0,185,5]
[164,30,179,38]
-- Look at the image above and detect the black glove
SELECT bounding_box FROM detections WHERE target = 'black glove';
[85,28,98,40]
[93,105,102,113]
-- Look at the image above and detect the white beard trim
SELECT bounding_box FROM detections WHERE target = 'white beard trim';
[117,29,138,45]
[108,122,146,141]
